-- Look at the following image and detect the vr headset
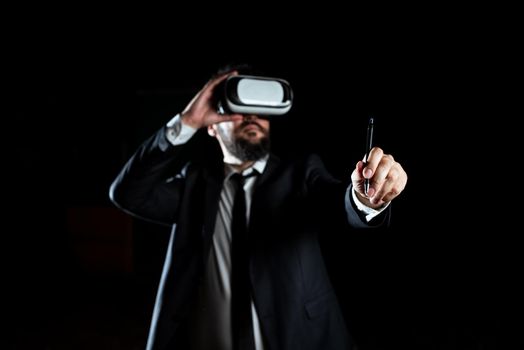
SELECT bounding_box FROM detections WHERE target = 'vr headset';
[216,75,293,116]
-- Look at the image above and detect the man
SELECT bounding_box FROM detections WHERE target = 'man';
[110,68,407,350]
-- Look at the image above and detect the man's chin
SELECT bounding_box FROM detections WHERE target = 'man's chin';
[234,136,270,161]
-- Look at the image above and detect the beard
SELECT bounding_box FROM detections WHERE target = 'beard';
[233,136,270,161]
[217,121,271,162]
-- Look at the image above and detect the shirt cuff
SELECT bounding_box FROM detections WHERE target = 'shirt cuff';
[166,113,198,145]
[351,186,390,222]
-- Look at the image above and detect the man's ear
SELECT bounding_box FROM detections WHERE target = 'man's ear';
[207,125,216,137]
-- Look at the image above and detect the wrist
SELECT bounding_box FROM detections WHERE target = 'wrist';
[180,111,202,129]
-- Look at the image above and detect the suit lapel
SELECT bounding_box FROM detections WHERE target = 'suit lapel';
[254,154,280,189]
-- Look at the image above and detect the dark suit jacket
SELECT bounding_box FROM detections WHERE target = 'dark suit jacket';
[110,127,390,350]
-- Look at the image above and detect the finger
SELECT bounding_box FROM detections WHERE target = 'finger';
[372,164,407,205]
[214,114,244,124]
[352,160,365,182]
[206,70,238,90]
[381,165,407,203]
[369,154,395,191]
[362,147,383,180]
[365,155,391,201]
[199,71,239,106]
[351,161,366,194]
[381,184,403,203]
[371,166,398,205]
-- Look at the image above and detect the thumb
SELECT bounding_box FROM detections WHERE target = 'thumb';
[351,161,365,193]
[352,160,365,182]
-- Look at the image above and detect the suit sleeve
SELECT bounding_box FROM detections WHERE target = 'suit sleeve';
[304,154,391,229]
[109,126,201,226]
[344,185,391,228]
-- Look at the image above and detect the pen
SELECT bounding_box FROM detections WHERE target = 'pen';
[364,116,374,196]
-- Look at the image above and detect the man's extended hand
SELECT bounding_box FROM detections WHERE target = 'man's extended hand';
[351,147,407,209]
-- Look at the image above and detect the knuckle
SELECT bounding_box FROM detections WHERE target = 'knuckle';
[384,154,395,162]
[390,186,401,195]
[382,155,395,167]
[388,168,399,180]
[370,147,383,159]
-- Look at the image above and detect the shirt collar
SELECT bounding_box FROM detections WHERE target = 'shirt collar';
[225,154,269,179]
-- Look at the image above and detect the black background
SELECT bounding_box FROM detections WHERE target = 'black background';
[4,8,520,350]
